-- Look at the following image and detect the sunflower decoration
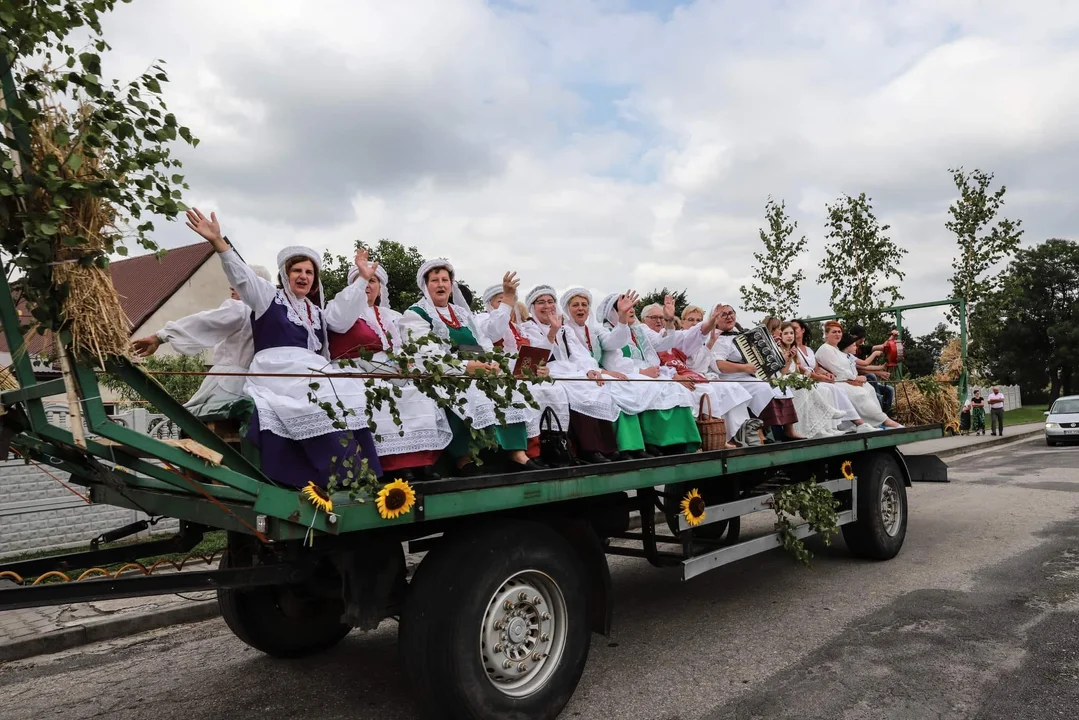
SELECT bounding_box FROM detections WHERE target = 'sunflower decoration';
[302,481,333,514]
[840,460,855,481]
[376,478,417,520]
[680,488,707,527]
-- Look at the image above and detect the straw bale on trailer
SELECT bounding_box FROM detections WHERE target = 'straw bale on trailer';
[893,379,960,427]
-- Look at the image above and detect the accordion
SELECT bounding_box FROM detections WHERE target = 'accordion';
[734,326,787,380]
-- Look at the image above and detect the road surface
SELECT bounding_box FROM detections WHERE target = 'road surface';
[2,437,1077,719]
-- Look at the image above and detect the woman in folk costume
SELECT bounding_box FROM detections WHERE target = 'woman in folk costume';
[595,292,701,454]
[327,264,453,482]
[520,285,622,463]
[398,259,540,474]
[815,321,903,429]
[184,208,382,488]
[474,275,571,449]
[773,322,854,438]
[131,266,273,414]
[789,319,865,433]
[673,306,755,447]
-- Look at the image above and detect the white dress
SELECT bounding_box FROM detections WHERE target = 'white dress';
[795,345,860,425]
[597,322,695,414]
[655,326,754,440]
[334,303,454,458]
[684,344,754,441]
[521,320,621,424]
[398,304,532,430]
[815,343,889,426]
[779,357,845,438]
[480,304,571,438]
[155,298,253,411]
[219,249,370,441]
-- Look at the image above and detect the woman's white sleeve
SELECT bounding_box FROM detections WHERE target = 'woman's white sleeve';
[156,299,248,356]
[814,345,845,377]
[601,322,631,350]
[399,310,465,375]
[218,249,276,317]
[322,277,369,333]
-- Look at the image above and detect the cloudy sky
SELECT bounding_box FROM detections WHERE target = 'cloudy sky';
[96,0,1078,333]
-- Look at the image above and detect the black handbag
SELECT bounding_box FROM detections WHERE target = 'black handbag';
[539,407,574,467]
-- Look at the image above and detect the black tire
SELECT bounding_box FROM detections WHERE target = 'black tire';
[217,545,351,658]
[842,452,908,561]
[399,520,591,720]
[1047,439,1057,447]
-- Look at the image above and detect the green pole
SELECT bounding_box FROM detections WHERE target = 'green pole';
[958,299,968,404]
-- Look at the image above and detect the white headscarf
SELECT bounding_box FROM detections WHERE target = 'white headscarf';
[414,258,474,340]
[597,292,620,328]
[348,264,390,309]
[344,263,393,352]
[276,245,327,356]
[525,285,558,319]
[481,284,502,310]
[559,287,591,317]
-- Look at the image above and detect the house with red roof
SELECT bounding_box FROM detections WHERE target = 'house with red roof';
[0,242,232,408]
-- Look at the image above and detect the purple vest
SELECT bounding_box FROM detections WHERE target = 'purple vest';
[251,294,320,354]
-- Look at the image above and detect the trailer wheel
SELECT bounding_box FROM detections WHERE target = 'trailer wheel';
[400,520,590,720]
[217,548,351,658]
[842,453,908,560]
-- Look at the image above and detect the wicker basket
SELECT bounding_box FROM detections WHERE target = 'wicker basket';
[696,394,727,451]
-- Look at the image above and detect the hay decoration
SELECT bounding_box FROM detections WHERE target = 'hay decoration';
[893,377,959,427]
[27,100,130,365]
[936,338,963,383]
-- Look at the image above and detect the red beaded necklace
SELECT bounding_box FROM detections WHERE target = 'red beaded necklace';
[436,304,461,329]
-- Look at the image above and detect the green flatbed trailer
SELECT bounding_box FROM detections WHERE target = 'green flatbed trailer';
[0,268,949,718]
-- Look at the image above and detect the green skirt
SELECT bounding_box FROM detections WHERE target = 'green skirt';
[614,412,646,451]
[445,412,528,458]
[640,407,701,452]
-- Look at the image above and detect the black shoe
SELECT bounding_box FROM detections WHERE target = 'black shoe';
[580,451,611,464]
[397,468,416,482]
[418,466,440,482]
[454,463,481,477]
[605,451,627,462]
[626,449,652,460]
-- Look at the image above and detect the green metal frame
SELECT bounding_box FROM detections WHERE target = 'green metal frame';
[802,298,969,403]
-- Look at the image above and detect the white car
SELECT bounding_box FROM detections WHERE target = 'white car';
[1045,395,1079,446]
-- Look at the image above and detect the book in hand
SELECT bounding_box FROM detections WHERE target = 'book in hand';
[513,346,552,377]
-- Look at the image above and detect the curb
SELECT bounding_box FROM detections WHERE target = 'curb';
[917,427,1045,460]
[0,599,219,663]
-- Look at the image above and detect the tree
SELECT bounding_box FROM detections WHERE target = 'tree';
[971,239,1079,402]
[101,354,206,411]
[1,1,197,360]
[635,288,689,319]
[739,197,807,319]
[900,323,957,378]
[818,192,907,340]
[322,239,427,310]
[945,167,1024,323]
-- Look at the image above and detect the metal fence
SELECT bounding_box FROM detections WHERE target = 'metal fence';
[0,405,181,558]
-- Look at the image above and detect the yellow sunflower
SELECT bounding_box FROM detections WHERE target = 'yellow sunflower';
[302,481,333,514]
[840,460,855,481]
[680,488,706,527]
[376,478,416,520]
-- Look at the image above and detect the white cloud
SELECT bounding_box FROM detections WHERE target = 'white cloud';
[92,0,1079,334]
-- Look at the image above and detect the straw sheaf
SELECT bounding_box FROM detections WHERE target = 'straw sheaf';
[893,379,960,427]
[30,101,130,365]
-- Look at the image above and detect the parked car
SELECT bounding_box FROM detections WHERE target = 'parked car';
[1045,395,1079,446]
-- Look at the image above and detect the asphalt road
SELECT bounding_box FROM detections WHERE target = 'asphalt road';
[2,437,1078,720]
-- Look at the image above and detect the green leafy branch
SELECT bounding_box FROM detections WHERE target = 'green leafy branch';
[772,478,840,566]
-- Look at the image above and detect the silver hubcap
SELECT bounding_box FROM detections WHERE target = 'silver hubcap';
[880,475,903,537]
[481,571,568,698]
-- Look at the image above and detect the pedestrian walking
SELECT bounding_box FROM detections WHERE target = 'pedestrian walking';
[987,386,1006,436]
[970,390,986,435]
